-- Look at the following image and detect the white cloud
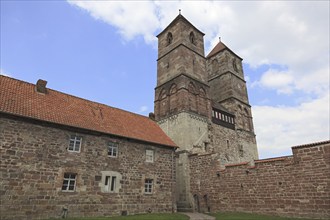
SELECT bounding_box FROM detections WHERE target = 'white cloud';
[253,93,330,158]
[68,1,160,44]
[257,69,294,94]
[138,105,148,113]
[67,1,329,158]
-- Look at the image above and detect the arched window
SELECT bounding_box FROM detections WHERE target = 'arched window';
[170,84,177,94]
[188,82,197,112]
[189,32,195,44]
[232,58,238,72]
[199,88,206,97]
[159,89,167,100]
[188,82,196,94]
[167,32,173,45]
[169,84,177,113]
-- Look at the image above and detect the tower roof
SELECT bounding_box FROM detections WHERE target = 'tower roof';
[0,75,177,148]
[206,41,242,60]
[157,14,205,38]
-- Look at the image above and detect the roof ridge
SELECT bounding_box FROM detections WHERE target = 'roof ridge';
[1,75,150,120]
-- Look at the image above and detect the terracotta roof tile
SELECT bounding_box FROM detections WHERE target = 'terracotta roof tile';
[0,76,177,148]
[206,41,242,60]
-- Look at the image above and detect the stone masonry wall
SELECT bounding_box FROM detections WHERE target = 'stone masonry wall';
[189,141,330,219]
[209,123,258,165]
[0,116,176,220]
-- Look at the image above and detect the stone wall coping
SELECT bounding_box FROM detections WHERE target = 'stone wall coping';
[255,156,292,164]
[291,140,330,149]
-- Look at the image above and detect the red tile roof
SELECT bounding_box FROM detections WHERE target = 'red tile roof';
[0,75,177,148]
[206,41,242,60]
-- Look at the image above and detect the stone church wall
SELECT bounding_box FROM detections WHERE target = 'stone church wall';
[209,123,258,164]
[189,142,330,219]
[0,116,176,220]
[157,112,209,151]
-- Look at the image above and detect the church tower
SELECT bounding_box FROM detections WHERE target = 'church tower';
[154,13,211,151]
[154,13,211,212]
[207,41,254,132]
[154,13,258,212]
[206,41,258,163]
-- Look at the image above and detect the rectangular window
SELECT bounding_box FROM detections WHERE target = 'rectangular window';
[108,142,118,157]
[62,173,76,192]
[212,110,215,117]
[68,135,82,152]
[105,175,116,192]
[146,150,154,163]
[144,179,153,194]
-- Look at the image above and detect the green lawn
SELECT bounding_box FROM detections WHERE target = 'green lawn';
[61,213,189,220]
[211,212,319,220]
[50,212,321,220]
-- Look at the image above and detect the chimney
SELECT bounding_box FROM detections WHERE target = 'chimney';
[36,79,47,94]
[148,112,155,121]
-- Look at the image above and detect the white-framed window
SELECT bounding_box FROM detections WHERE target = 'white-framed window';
[100,171,122,193]
[108,142,118,157]
[68,135,82,152]
[62,173,76,192]
[104,175,117,192]
[144,179,153,194]
[146,150,154,163]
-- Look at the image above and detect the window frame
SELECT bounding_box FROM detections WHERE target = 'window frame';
[104,175,117,192]
[68,135,82,153]
[146,149,154,163]
[144,179,153,194]
[62,173,77,192]
[108,142,118,158]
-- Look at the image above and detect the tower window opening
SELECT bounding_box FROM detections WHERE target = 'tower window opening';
[167,32,173,45]
[189,32,195,44]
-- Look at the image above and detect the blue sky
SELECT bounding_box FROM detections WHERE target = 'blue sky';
[1,1,329,159]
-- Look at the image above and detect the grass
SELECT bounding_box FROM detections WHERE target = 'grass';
[49,212,321,220]
[211,212,320,220]
[61,213,189,220]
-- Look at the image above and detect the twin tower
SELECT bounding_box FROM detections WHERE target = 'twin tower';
[153,14,259,211]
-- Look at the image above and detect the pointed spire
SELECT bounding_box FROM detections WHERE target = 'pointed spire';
[179,9,181,15]
[219,37,221,42]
